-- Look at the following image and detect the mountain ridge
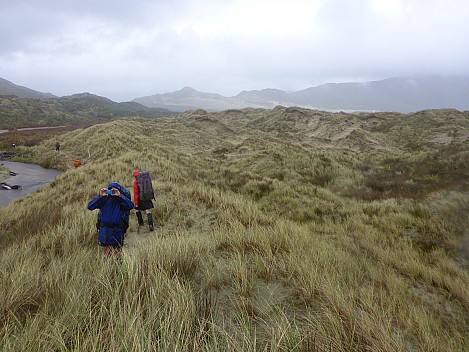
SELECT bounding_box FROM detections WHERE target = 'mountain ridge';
[2,75,469,113]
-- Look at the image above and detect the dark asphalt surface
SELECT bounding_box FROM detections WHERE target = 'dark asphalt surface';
[0,161,62,207]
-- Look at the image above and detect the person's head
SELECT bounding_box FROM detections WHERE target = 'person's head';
[107,182,122,194]
[133,170,140,178]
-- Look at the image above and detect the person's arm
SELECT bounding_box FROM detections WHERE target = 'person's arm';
[114,190,134,211]
[87,188,108,210]
[133,180,139,208]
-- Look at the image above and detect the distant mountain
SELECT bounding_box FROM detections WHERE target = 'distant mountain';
[133,87,246,112]
[289,77,469,112]
[234,88,290,107]
[0,77,56,99]
[134,76,469,113]
[133,86,285,111]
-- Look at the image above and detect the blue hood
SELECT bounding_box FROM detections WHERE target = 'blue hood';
[108,182,123,193]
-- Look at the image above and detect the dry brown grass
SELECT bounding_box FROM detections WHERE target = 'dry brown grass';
[0,125,88,150]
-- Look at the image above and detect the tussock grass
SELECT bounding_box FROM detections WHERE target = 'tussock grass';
[1,109,468,351]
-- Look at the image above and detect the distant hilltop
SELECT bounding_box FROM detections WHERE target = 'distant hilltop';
[2,75,469,113]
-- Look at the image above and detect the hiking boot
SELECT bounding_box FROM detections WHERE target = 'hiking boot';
[147,213,154,231]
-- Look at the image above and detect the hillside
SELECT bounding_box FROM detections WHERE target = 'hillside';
[0,94,177,129]
[0,77,55,99]
[0,107,468,351]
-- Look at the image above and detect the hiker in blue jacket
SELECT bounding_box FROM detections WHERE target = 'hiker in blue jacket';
[87,182,134,258]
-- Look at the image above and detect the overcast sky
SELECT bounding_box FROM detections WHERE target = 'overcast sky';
[1,0,468,101]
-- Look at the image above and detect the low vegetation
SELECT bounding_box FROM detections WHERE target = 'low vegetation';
[0,107,468,351]
[0,125,85,151]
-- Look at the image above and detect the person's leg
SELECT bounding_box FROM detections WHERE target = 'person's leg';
[146,210,154,231]
[136,211,144,226]
[102,245,112,258]
[113,244,123,261]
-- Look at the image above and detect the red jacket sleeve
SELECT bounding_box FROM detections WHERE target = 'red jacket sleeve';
[133,180,139,207]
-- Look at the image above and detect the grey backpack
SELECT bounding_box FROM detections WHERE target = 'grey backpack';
[137,171,155,201]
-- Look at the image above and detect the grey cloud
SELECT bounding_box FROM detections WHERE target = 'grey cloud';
[1,0,469,101]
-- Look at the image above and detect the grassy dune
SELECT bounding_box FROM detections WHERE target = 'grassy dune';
[0,108,468,351]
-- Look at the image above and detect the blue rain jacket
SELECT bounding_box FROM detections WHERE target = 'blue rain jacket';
[87,182,134,246]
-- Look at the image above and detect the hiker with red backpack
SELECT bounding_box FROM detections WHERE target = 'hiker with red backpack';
[133,170,155,231]
[87,182,134,258]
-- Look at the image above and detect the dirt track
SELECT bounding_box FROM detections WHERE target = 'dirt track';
[0,161,62,207]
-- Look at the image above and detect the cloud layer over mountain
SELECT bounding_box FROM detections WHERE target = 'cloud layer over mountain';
[1,0,469,101]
